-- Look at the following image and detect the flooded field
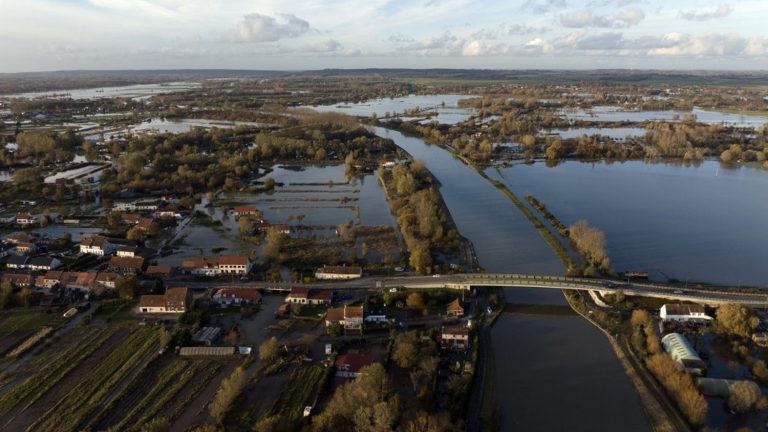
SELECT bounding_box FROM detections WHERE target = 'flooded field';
[488,160,768,286]
[563,106,768,128]
[1,81,199,100]
[313,94,475,125]
[154,164,402,268]
[543,127,647,140]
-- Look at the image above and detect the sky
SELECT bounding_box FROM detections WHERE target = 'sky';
[0,0,767,72]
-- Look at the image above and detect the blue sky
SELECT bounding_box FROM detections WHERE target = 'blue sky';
[0,0,766,72]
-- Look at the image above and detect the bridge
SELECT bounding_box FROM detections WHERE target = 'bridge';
[168,273,768,307]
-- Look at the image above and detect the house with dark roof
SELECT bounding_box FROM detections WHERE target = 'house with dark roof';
[213,288,262,306]
[285,287,332,305]
[335,353,374,378]
[6,255,29,269]
[27,256,61,271]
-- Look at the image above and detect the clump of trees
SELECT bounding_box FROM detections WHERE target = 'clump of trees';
[727,381,767,413]
[568,220,610,274]
[715,303,758,338]
[313,363,400,431]
[382,161,460,274]
[645,353,708,426]
[209,366,248,423]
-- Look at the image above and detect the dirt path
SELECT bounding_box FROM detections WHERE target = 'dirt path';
[2,327,129,432]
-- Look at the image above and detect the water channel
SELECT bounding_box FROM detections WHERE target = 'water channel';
[373,127,650,431]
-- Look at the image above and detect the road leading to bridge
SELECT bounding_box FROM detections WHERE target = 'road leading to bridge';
[167,273,768,307]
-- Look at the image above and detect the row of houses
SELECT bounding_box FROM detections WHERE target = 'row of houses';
[0,213,40,227]
[1,270,120,293]
[6,256,61,271]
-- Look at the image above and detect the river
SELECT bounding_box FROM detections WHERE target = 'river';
[373,127,650,431]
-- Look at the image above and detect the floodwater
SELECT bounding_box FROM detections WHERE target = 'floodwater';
[1,82,199,101]
[155,164,400,267]
[372,127,650,431]
[313,94,475,125]
[488,160,768,287]
[563,106,768,128]
[130,118,262,134]
[544,127,647,140]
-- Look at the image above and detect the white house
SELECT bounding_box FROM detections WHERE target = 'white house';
[660,304,712,323]
[79,235,115,256]
[315,265,362,280]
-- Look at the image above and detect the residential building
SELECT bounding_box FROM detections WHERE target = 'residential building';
[325,305,364,331]
[136,218,159,236]
[446,299,464,317]
[345,305,364,330]
[13,242,37,255]
[181,255,251,276]
[16,213,37,226]
[145,265,173,279]
[314,265,362,280]
[233,206,260,218]
[213,288,262,306]
[27,257,61,271]
[80,235,115,256]
[116,246,139,257]
[440,326,470,351]
[6,255,29,269]
[154,208,183,219]
[253,220,291,234]
[660,304,712,323]
[108,256,145,275]
[364,305,389,323]
[335,353,374,378]
[217,256,252,274]
[138,287,191,313]
[3,232,36,246]
[285,287,332,305]
[1,273,33,287]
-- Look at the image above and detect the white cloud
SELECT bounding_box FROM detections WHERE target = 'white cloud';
[679,4,733,21]
[521,0,567,14]
[230,13,311,43]
[559,9,645,28]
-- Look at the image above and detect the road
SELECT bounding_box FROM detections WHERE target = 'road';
[165,273,768,307]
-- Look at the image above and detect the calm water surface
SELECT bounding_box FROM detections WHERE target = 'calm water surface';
[564,106,768,128]
[314,94,475,125]
[374,127,650,431]
[488,160,768,286]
